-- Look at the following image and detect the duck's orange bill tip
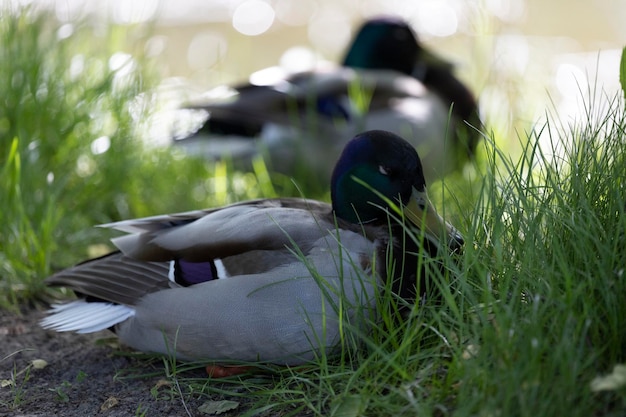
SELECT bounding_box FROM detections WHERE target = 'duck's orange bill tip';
[205,364,254,378]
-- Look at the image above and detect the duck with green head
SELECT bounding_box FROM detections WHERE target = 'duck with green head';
[343,16,482,165]
[42,130,463,370]
[174,17,482,183]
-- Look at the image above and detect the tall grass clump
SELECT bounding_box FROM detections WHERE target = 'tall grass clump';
[0,7,327,309]
[0,8,207,307]
[447,91,626,416]
[0,8,154,306]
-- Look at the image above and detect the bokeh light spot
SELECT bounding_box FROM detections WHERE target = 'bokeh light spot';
[145,36,167,58]
[279,46,318,72]
[91,136,111,155]
[232,0,275,36]
[187,32,228,70]
[69,54,85,80]
[494,34,529,75]
[57,23,74,40]
[109,52,133,72]
[308,8,351,55]
[275,0,316,26]
[111,0,158,25]
[485,0,526,23]
[412,1,458,37]
[555,63,588,99]
[249,66,286,86]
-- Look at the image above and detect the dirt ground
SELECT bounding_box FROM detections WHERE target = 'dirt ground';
[0,306,290,417]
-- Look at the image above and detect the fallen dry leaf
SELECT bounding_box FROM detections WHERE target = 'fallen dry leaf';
[590,364,626,392]
[31,359,48,369]
[100,396,119,411]
[198,399,239,415]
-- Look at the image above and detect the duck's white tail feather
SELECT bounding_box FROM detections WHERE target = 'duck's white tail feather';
[41,300,135,334]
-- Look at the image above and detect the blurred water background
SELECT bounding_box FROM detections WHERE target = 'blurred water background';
[9,0,626,153]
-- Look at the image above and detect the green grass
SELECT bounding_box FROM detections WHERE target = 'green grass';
[2,6,626,416]
[0,7,318,308]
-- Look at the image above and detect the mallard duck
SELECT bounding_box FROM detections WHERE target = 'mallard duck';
[173,17,482,182]
[343,17,482,164]
[41,130,463,369]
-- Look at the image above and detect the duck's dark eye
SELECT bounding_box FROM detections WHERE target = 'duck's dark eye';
[379,165,391,176]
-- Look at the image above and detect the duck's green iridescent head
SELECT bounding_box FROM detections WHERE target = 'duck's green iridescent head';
[342,17,419,76]
[331,130,463,247]
[331,130,422,223]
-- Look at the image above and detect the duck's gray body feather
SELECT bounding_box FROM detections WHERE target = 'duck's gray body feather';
[117,238,377,363]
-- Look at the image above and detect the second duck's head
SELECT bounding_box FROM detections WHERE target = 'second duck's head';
[331,130,464,251]
[342,16,419,76]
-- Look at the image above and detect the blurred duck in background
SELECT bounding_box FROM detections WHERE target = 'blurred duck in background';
[172,16,483,182]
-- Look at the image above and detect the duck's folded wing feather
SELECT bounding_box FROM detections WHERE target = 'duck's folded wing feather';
[99,198,322,233]
[97,199,269,234]
[45,252,172,305]
[100,199,335,262]
[41,300,136,333]
[184,68,429,128]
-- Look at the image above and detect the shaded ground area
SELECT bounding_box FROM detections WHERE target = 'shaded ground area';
[0,306,275,417]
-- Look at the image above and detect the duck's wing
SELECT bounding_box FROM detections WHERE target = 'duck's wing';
[184,68,431,131]
[183,69,351,134]
[100,198,335,262]
[45,198,338,304]
[45,252,172,306]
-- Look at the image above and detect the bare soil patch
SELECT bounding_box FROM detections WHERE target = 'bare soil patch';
[0,306,284,417]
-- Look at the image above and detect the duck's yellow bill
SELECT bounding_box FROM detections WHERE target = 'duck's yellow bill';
[404,187,464,250]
